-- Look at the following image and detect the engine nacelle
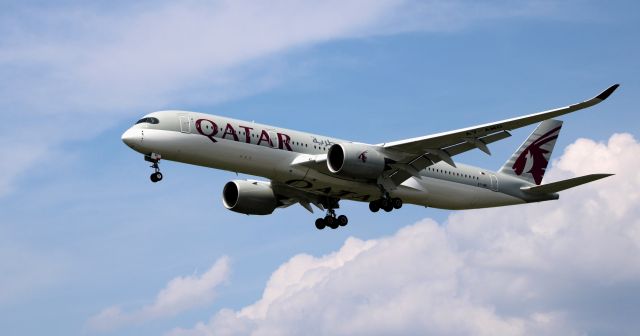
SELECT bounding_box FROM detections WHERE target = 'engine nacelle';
[327,143,386,180]
[222,180,279,215]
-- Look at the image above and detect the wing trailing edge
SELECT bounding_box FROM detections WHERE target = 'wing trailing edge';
[383,84,620,152]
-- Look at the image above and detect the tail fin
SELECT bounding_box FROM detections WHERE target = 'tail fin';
[499,119,563,185]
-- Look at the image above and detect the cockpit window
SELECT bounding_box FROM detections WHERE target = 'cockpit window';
[136,117,160,125]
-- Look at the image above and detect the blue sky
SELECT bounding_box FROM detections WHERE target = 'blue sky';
[1,1,639,335]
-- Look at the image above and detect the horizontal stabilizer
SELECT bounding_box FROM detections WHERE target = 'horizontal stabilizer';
[521,173,614,194]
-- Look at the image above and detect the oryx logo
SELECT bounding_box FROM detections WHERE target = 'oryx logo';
[512,126,561,185]
[358,151,368,163]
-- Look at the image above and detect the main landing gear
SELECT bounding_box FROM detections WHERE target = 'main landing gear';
[145,153,163,183]
[314,198,348,230]
[315,210,349,230]
[368,190,403,213]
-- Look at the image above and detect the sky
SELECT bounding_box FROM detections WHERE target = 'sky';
[0,0,639,335]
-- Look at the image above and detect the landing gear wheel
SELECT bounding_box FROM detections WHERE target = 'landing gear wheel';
[383,203,394,212]
[369,200,380,213]
[150,172,163,183]
[392,198,403,209]
[145,153,163,183]
[315,218,326,230]
[338,215,348,226]
[380,198,393,212]
[325,216,339,229]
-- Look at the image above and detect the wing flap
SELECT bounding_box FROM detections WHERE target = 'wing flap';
[271,180,328,212]
[388,130,511,185]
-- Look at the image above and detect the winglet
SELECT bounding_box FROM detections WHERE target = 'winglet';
[596,84,620,101]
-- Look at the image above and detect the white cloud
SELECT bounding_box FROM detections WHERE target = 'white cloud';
[168,133,640,336]
[0,0,564,196]
[87,256,230,332]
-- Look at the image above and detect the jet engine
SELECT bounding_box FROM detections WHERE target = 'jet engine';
[222,180,279,215]
[327,143,387,180]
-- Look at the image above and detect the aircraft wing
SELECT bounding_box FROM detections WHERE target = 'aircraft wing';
[270,180,329,213]
[381,84,619,185]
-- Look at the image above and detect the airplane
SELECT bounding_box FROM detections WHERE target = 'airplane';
[122,84,619,230]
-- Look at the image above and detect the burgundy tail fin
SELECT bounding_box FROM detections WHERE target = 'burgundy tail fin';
[499,119,562,185]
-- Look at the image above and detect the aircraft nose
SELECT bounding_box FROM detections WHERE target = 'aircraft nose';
[121,128,142,148]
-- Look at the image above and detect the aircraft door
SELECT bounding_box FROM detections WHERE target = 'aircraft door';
[490,174,499,192]
[179,114,191,133]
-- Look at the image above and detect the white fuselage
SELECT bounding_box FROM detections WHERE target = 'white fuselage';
[122,111,555,210]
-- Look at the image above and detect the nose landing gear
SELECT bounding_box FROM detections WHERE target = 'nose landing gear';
[145,153,163,183]
[150,169,163,183]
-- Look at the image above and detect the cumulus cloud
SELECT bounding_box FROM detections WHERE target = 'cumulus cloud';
[87,256,230,332]
[168,133,640,336]
[0,0,564,196]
